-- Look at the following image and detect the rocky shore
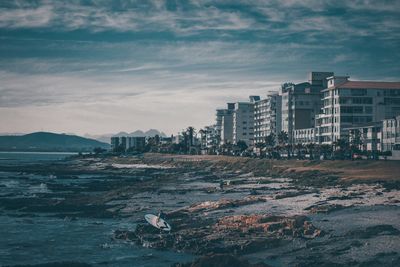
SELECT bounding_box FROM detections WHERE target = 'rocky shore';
[1,154,400,266]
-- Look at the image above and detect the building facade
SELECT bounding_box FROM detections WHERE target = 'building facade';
[382,115,400,151]
[293,127,316,145]
[110,136,145,152]
[254,92,282,145]
[347,122,382,152]
[232,98,257,145]
[215,103,235,144]
[127,137,146,151]
[111,137,120,151]
[316,76,400,145]
[281,72,334,143]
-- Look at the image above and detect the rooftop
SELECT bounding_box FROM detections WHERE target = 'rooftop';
[338,81,400,90]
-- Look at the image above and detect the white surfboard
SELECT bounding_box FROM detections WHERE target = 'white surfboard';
[144,214,171,231]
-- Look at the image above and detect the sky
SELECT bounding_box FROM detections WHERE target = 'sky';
[0,0,399,136]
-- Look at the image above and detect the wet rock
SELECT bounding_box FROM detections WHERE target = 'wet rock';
[347,224,400,239]
[117,213,323,255]
[186,197,266,213]
[305,204,350,214]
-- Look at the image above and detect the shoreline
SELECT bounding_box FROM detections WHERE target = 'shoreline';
[1,153,400,266]
[141,153,400,183]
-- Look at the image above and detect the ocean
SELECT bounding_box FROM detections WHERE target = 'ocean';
[0,152,193,267]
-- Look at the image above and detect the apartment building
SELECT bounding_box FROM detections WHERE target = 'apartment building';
[110,137,120,151]
[281,72,333,143]
[202,125,218,149]
[316,76,400,145]
[110,136,146,151]
[215,103,235,144]
[293,128,316,145]
[347,122,382,152]
[232,97,258,145]
[254,92,282,145]
[382,115,400,151]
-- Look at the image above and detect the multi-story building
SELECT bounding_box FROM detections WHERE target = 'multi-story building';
[201,125,218,149]
[254,92,282,145]
[347,122,382,152]
[111,136,145,152]
[215,103,235,144]
[316,76,400,145]
[281,72,334,143]
[120,136,127,150]
[293,128,316,145]
[127,137,146,151]
[382,115,400,151]
[111,137,120,151]
[232,96,259,145]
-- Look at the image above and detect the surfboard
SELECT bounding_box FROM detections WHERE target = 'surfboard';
[144,214,171,231]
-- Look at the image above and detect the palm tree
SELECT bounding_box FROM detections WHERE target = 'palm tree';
[333,138,349,159]
[265,133,276,148]
[186,126,196,147]
[350,130,362,154]
[277,131,290,158]
[306,143,315,159]
[295,143,304,159]
[277,131,288,146]
[334,138,349,151]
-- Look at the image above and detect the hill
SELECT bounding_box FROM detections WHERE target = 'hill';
[0,132,110,152]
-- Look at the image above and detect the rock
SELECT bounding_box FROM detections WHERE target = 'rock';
[115,213,323,255]
[348,225,400,239]
[305,204,350,214]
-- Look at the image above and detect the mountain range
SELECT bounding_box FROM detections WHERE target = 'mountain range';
[84,129,167,143]
[0,132,109,152]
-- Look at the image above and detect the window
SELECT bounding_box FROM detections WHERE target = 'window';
[365,107,373,114]
[351,89,367,96]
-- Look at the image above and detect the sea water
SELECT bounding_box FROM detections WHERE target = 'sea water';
[0,152,193,267]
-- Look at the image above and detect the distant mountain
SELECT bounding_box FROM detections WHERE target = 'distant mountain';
[0,132,110,152]
[85,129,167,143]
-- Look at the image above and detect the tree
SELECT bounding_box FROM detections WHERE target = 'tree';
[181,130,189,153]
[334,138,349,151]
[93,147,107,154]
[154,134,160,145]
[333,138,350,159]
[306,143,316,159]
[236,140,248,153]
[295,143,304,159]
[186,126,196,147]
[265,133,276,148]
[281,82,294,91]
[350,130,362,155]
[277,131,290,158]
[277,131,289,146]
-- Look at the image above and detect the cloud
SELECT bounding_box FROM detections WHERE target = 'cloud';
[0,4,53,28]
[0,0,399,134]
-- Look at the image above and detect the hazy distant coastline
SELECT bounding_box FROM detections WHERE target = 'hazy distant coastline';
[0,132,109,152]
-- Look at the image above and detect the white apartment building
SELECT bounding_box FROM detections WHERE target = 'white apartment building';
[203,125,218,148]
[254,92,282,145]
[233,100,256,145]
[293,128,316,145]
[316,76,400,145]
[347,122,382,152]
[382,115,400,151]
[221,111,234,144]
[281,72,333,144]
[215,103,235,144]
